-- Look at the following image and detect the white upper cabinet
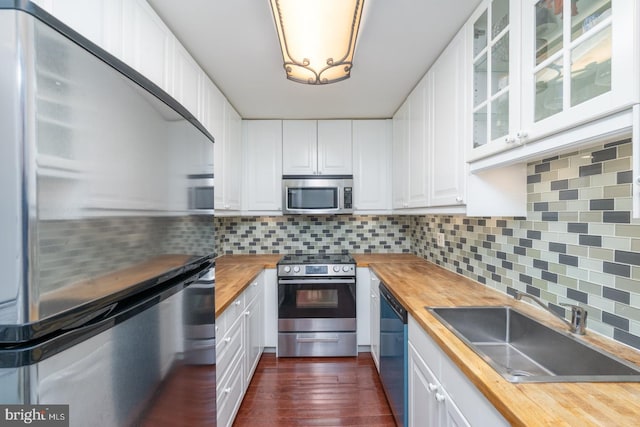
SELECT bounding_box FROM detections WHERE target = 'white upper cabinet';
[407,76,430,208]
[171,40,203,120]
[243,120,283,213]
[520,0,639,142]
[282,120,317,175]
[282,120,352,175]
[352,120,392,213]
[392,76,430,210]
[200,77,225,141]
[32,0,124,59]
[468,0,523,161]
[317,120,353,175]
[122,0,172,92]
[429,28,468,207]
[392,99,410,209]
[215,101,242,213]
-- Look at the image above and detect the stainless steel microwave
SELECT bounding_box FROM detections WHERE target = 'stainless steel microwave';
[188,173,214,211]
[282,175,353,215]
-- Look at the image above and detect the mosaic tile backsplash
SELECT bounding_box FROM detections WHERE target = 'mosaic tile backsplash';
[412,139,640,350]
[216,139,640,350]
[214,215,411,256]
[39,215,214,294]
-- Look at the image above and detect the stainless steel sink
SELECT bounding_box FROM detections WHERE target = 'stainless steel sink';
[427,306,640,383]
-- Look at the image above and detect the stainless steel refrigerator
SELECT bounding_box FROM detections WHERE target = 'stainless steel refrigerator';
[0,2,216,425]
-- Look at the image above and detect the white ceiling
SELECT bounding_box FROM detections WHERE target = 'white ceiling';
[147,0,482,120]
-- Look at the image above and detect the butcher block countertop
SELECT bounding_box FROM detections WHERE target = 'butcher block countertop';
[370,260,640,427]
[214,253,640,425]
[215,254,281,316]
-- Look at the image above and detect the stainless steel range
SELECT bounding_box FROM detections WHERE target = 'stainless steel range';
[277,253,357,357]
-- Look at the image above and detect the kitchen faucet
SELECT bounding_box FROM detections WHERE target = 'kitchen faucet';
[513,291,587,335]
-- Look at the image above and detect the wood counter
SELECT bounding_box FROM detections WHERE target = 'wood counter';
[353,253,423,267]
[370,260,640,426]
[215,254,281,317]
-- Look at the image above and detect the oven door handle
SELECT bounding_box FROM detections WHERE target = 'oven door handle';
[278,278,356,285]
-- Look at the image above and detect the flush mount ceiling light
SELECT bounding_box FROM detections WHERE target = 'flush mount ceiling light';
[269,0,365,85]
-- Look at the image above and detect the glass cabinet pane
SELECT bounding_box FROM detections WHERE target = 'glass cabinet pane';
[491,0,509,37]
[491,34,509,95]
[535,58,563,122]
[474,10,488,57]
[491,92,509,140]
[474,54,488,107]
[474,105,488,148]
[535,0,563,65]
[571,0,611,41]
[571,25,611,106]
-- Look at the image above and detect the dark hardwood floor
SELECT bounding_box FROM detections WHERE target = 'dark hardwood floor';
[140,363,217,427]
[234,352,395,427]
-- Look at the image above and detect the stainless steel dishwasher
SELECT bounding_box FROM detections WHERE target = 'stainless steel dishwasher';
[379,282,408,427]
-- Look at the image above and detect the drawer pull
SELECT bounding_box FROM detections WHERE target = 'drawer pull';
[224,387,231,395]
[296,336,339,343]
[234,300,241,306]
[428,383,438,392]
[245,310,251,316]
[224,336,231,343]
[435,392,445,402]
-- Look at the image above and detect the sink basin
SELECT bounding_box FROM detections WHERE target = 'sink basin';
[427,306,640,383]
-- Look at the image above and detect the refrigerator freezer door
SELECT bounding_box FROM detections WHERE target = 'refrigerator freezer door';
[0,5,214,340]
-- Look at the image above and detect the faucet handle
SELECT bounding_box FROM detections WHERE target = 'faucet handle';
[559,303,588,335]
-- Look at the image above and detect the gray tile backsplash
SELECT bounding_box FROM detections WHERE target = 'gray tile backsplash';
[38,215,213,294]
[410,139,640,350]
[214,215,411,256]
[216,139,640,350]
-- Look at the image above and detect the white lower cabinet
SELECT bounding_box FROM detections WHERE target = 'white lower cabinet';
[369,271,381,371]
[262,269,278,348]
[408,315,508,427]
[244,276,264,386]
[356,268,371,347]
[216,271,266,427]
[409,342,469,427]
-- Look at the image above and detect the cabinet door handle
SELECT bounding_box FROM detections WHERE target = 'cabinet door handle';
[435,392,445,402]
[224,387,231,395]
[235,300,241,306]
[455,196,463,203]
[224,336,231,343]
[428,383,438,392]
[516,130,528,141]
[245,310,251,316]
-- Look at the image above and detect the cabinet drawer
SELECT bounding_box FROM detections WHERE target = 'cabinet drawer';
[244,276,262,304]
[225,294,246,325]
[408,315,443,377]
[216,316,244,387]
[216,353,244,427]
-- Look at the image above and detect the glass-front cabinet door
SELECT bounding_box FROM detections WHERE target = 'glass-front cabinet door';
[468,0,523,161]
[521,0,639,141]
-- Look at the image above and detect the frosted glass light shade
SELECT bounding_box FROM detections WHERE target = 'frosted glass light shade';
[270,0,364,84]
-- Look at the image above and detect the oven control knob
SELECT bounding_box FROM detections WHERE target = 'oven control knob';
[293,266,300,273]
[333,266,340,273]
[283,266,291,273]
[342,266,350,272]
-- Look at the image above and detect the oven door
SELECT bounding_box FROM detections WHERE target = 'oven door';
[278,278,356,332]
